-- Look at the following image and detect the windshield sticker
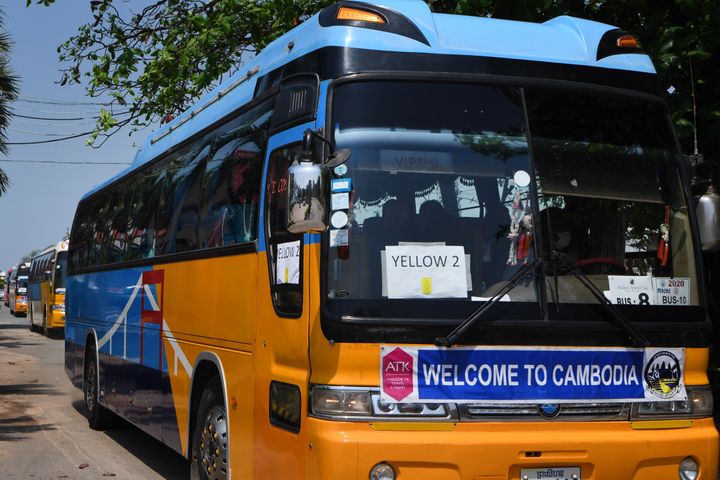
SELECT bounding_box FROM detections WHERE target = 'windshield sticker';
[276,240,300,285]
[333,164,348,177]
[330,177,351,192]
[330,228,349,247]
[605,276,691,306]
[331,192,350,210]
[330,211,349,229]
[379,346,686,404]
[380,150,454,173]
[385,245,468,299]
[513,170,531,187]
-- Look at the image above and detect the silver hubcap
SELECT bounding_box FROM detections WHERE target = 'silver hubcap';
[200,406,228,480]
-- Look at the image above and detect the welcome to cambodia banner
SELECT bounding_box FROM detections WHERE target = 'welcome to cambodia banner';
[380,346,685,404]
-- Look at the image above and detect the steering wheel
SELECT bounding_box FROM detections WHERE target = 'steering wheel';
[573,257,626,274]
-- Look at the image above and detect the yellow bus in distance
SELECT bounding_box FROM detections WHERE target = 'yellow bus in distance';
[9,263,30,317]
[28,241,69,335]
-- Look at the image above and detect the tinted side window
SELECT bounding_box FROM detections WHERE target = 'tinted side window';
[126,166,164,261]
[88,194,110,267]
[265,145,303,317]
[106,184,132,264]
[169,145,210,253]
[201,104,272,248]
[69,201,92,271]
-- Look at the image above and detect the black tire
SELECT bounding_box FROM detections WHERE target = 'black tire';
[42,308,49,337]
[83,346,114,430]
[193,378,228,480]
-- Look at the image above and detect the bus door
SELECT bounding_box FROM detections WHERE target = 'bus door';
[255,123,314,477]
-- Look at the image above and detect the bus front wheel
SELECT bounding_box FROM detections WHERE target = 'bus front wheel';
[194,378,228,480]
[83,346,114,430]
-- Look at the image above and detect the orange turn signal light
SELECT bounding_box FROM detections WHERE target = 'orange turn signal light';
[616,35,640,48]
[337,6,386,24]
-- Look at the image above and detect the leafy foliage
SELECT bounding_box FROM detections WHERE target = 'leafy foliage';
[0,7,20,195]
[31,0,333,146]
[32,0,720,181]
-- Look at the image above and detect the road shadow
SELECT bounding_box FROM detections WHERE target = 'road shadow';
[0,321,29,330]
[71,400,190,479]
[0,329,42,349]
[0,382,61,396]
[0,409,57,442]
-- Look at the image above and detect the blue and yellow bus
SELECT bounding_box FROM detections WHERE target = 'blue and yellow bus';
[65,2,718,479]
[28,240,69,335]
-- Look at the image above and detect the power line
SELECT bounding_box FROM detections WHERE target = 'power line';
[14,113,86,121]
[9,127,94,137]
[0,159,131,165]
[5,131,95,145]
[13,111,131,121]
[16,96,111,107]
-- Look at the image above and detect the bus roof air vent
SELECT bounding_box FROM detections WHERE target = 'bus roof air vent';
[319,1,430,46]
[270,74,320,131]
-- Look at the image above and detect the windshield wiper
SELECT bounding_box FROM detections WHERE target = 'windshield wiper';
[551,251,650,348]
[435,258,542,348]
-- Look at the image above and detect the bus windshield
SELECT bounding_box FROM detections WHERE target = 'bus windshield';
[326,80,702,326]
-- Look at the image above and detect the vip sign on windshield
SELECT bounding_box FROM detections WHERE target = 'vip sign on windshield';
[380,346,685,404]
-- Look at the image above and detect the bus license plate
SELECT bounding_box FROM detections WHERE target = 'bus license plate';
[520,467,580,480]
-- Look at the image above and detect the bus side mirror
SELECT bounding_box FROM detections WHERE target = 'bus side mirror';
[697,185,720,252]
[286,130,330,233]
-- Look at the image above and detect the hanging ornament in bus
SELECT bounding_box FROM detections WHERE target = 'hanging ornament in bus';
[657,206,670,267]
[506,189,533,266]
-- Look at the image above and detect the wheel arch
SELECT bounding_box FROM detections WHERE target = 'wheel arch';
[187,352,229,461]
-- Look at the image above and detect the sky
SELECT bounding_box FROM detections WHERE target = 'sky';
[0,1,152,271]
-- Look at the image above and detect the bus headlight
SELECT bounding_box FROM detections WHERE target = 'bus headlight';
[310,386,452,420]
[631,386,713,419]
[311,387,372,417]
[52,303,65,312]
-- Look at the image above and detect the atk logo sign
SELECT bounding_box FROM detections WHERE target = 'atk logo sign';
[381,347,414,401]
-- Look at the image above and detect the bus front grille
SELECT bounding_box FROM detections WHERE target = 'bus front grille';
[459,402,630,421]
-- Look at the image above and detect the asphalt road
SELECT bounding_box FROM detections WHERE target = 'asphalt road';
[0,306,190,480]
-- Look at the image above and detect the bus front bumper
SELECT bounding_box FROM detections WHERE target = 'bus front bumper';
[306,417,718,479]
[47,308,65,329]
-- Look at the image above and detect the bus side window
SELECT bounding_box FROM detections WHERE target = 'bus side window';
[200,100,272,249]
[88,194,111,267]
[265,144,304,317]
[170,145,210,254]
[106,184,132,264]
[125,166,164,261]
[69,201,92,271]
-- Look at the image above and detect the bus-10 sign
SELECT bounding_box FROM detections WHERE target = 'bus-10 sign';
[380,346,685,404]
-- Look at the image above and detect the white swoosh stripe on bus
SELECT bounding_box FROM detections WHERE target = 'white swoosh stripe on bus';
[97,274,143,358]
[96,273,193,377]
[143,284,161,311]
